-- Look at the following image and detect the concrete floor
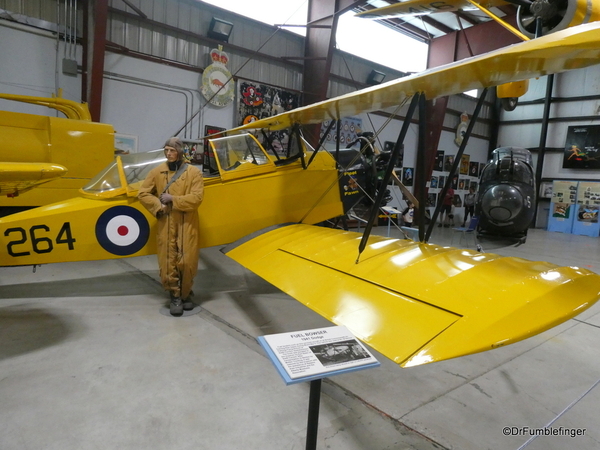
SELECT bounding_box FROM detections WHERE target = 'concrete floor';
[1,224,599,450]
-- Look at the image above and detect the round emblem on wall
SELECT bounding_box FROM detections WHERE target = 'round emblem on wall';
[95,206,150,256]
[201,46,235,107]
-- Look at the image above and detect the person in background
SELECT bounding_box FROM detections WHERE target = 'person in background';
[138,137,204,316]
[463,186,476,226]
[402,201,414,227]
[438,187,454,227]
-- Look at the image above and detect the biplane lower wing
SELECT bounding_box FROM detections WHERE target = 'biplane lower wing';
[225,224,600,367]
[0,162,68,196]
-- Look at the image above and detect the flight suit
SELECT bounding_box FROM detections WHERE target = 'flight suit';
[139,162,204,300]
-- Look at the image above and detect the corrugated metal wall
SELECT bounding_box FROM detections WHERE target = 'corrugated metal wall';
[108,0,306,91]
[0,0,497,145]
[0,0,414,97]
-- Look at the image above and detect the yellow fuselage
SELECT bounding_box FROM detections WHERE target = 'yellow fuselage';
[0,151,343,266]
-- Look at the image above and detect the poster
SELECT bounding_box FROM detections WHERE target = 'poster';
[576,181,600,223]
[469,161,479,177]
[548,180,577,233]
[435,151,444,171]
[259,326,379,384]
[451,175,458,190]
[238,80,299,125]
[562,125,600,169]
[460,154,470,175]
[403,167,414,186]
[438,176,446,190]
[444,155,454,172]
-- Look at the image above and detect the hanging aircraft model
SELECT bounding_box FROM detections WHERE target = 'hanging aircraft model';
[0,94,116,210]
[476,146,536,242]
[1,23,600,368]
[356,0,600,110]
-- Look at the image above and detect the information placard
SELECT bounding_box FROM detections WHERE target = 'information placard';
[258,326,380,385]
[548,180,577,233]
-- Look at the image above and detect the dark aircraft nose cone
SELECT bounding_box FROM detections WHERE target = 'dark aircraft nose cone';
[481,185,523,222]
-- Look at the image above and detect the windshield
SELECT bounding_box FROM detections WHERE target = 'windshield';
[82,149,165,194]
[210,134,270,171]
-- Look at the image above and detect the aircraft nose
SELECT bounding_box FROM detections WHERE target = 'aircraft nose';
[481,185,523,222]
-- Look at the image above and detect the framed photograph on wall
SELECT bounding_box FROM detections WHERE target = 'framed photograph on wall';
[444,155,454,172]
[403,167,414,186]
[114,134,138,154]
[460,154,470,175]
[539,181,553,198]
[469,161,479,177]
[563,125,600,169]
[438,176,446,190]
[435,151,444,171]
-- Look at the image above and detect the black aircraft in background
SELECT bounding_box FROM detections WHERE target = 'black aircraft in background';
[476,147,536,242]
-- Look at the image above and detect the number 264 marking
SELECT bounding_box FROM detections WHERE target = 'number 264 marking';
[5,222,76,257]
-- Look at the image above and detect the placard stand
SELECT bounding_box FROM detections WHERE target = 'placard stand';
[258,325,380,449]
[305,379,322,450]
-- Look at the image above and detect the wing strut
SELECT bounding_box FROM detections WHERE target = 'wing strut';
[417,93,428,242]
[306,120,336,167]
[424,88,489,242]
[356,93,421,264]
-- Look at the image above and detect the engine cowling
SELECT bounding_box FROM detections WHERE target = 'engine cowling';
[517,0,600,39]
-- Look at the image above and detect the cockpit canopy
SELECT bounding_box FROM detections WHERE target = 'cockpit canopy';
[80,133,308,198]
[82,149,165,197]
[480,146,534,186]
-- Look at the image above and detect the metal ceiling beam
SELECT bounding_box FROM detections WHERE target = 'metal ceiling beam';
[303,0,358,106]
[302,0,359,146]
[82,0,108,122]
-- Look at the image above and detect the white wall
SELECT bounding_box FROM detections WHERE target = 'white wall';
[0,22,239,152]
[0,22,81,115]
[498,66,600,181]
[102,54,236,151]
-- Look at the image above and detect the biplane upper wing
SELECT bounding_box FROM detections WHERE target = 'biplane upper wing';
[229,22,600,133]
[0,162,68,197]
[355,0,507,19]
[225,224,600,367]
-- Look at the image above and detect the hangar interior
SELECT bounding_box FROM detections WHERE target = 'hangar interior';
[1,1,599,449]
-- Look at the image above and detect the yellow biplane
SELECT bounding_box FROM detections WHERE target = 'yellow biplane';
[357,0,600,110]
[1,23,600,367]
[0,94,115,207]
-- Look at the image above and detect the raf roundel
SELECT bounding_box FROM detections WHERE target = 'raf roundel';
[95,206,150,256]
